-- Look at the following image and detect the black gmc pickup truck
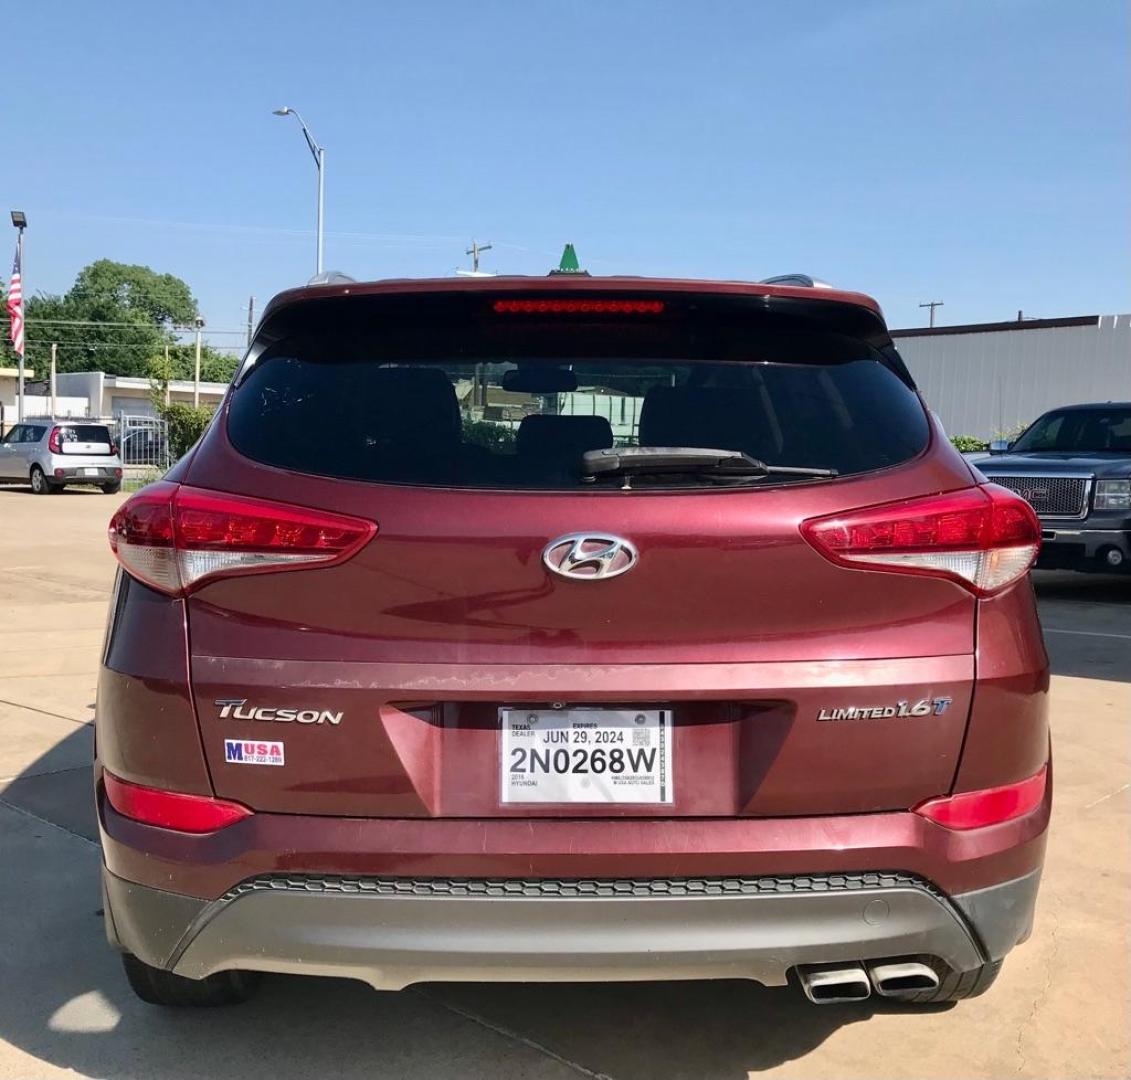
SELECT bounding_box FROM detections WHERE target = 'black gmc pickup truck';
[977,402,1131,573]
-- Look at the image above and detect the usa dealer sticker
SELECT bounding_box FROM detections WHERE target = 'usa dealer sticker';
[224,739,285,766]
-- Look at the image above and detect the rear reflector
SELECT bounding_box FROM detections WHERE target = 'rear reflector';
[801,484,1040,596]
[913,765,1047,830]
[103,772,252,833]
[108,481,376,597]
[493,299,664,315]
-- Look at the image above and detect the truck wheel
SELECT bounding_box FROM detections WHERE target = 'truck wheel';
[121,954,261,1007]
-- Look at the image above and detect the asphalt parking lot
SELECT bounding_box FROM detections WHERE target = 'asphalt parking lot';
[0,487,1127,1080]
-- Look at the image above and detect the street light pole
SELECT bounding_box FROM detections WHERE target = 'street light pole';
[273,107,325,275]
[316,144,325,275]
[193,317,204,408]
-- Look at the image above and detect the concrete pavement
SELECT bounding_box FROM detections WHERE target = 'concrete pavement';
[0,486,1127,1079]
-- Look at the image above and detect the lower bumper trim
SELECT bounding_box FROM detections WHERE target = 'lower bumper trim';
[102,867,1032,990]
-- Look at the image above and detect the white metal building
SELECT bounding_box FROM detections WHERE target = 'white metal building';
[893,314,1130,440]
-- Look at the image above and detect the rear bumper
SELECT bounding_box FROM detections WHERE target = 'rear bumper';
[98,771,1050,987]
[51,464,121,483]
[1037,526,1131,571]
[103,866,1041,989]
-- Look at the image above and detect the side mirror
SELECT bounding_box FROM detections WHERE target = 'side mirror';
[988,439,1011,455]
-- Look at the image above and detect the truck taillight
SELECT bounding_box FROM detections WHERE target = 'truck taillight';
[107,481,377,597]
[801,484,1040,597]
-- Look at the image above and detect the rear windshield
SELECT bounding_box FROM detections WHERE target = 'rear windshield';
[1011,407,1131,454]
[59,425,112,443]
[228,294,927,490]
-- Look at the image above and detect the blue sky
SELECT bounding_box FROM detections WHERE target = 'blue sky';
[5,0,1128,349]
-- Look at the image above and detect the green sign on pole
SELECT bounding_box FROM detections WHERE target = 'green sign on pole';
[556,243,582,274]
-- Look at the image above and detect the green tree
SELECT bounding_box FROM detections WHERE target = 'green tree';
[71,260,196,326]
[949,435,989,453]
[17,260,202,378]
[147,345,239,386]
[158,401,216,459]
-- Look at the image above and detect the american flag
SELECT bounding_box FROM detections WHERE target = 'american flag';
[6,244,23,358]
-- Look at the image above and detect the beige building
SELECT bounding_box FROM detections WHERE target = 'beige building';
[53,371,229,419]
[2,368,230,433]
[0,366,35,411]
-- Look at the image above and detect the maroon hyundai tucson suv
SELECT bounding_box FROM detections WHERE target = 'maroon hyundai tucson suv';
[97,275,1050,1008]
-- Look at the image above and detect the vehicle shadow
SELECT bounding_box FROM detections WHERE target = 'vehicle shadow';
[1032,570,1131,683]
[0,727,924,1080]
[0,484,108,495]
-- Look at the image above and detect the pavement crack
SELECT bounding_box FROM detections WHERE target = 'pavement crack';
[0,794,99,847]
[0,697,93,726]
[1015,899,1060,1074]
[0,763,89,784]
[1084,782,1130,810]
[415,989,617,1080]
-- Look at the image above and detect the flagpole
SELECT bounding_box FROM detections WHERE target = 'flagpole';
[16,226,24,422]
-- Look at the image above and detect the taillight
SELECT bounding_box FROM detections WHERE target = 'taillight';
[801,484,1040,597]
[48,426,62,453]
[103,772,252,832]
[493,299,664,315]
[107,481,377,597]
[913,765,1047,830]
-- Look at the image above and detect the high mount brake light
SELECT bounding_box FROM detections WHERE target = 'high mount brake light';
[913,765,1047,830]
[493,299,664,315]
[103,772,252,832]
[801,484,1040,597]
[107,481,377,597]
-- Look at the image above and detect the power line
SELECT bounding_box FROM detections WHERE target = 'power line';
[1,316,248,334]
[24,340,239,352]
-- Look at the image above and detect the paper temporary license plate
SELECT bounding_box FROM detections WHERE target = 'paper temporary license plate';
[500,708,673,804]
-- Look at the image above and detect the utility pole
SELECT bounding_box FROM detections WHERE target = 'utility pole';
[50,343,57,417]
[466,240,492,274]
[247,297,256,349]
[193,318,204,408]
[919,300,944,328]
[164,344,171,405]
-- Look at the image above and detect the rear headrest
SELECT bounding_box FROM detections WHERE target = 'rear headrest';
[516,414,614,461]
[639,386,765,455]
[361,367,461,448]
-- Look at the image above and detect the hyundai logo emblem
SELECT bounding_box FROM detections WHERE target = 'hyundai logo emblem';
[542,533,638,581]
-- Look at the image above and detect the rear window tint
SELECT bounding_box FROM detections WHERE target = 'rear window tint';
[59,425,112,443]
[228,295,927,490]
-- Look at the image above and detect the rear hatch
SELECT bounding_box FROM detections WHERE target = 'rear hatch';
[54,423,116,460]
[180,284,982,819]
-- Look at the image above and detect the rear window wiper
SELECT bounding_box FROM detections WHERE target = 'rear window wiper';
[581,446,838,484]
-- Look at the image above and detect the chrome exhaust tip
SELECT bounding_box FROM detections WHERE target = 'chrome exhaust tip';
[867,960,941,997]
[798,964,872,1004]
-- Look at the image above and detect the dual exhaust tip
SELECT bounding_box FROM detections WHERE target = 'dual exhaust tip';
[798,961,940,1004]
